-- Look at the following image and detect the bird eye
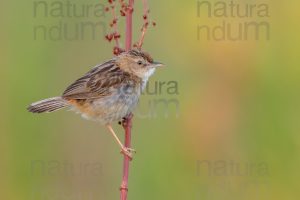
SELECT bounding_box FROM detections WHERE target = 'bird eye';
[137,61,143,65]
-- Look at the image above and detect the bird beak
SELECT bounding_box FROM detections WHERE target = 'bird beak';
[152,61,164,68]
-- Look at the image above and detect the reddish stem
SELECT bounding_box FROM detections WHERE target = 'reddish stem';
[120,1,134,200]
[111,5,120,48]
[120,113,133,200]
[125,0,134,51]
[137,26,147,49]
[142,0,149,14]
[137,0,149,49]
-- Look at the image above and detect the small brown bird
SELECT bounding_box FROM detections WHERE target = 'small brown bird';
[27,49,163,158]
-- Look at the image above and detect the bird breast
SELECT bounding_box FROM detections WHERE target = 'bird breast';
[73,81,142,124]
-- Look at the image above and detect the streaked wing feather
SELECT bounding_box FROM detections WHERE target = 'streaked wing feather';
[62,60,129,99]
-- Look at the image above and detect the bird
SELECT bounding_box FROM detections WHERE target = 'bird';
[27,49,164,159]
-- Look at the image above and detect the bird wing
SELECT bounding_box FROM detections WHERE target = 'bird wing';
[62,60,131,99]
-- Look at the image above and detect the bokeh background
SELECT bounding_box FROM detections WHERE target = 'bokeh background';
[1,0,300,199]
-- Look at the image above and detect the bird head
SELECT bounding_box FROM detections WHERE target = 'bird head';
[116,49,164,80]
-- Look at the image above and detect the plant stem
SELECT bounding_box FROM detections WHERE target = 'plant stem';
[125,0,134,51]
[137,0,149,48]
[111,4,120,48]
[120,1,134,200]
[120,113,133,200]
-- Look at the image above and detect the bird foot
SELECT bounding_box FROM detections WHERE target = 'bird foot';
[120,147,136,160]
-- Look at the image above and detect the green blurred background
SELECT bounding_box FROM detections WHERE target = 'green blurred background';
[1,0,300,199]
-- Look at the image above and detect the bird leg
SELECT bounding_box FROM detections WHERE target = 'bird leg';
[119,113,133,127]
[106,124,136,159]
[118,117,127,126]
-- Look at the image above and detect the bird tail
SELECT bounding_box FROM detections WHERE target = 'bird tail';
[27,97,69,113]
